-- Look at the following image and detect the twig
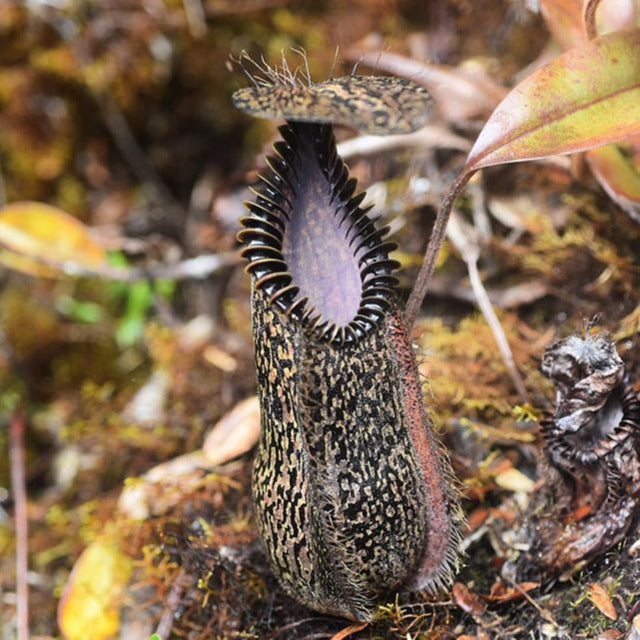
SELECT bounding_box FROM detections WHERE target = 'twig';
[336,126,470,159]
[468,179,491,244]
[100,97,176,205]
[266,618,339,639]
[0,162,7,208]
[9,408,28,640]
[183,0,207,38]
[467,254,529,402]
[405,170,473,327]
[447,211,529,402]
[329,622,369,640]
[582,0,602,39]
[504,576,559,627]
[10,251,240,283]
[154,567,192,640]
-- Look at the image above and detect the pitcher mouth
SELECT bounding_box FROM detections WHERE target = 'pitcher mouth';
[237,122,399,347]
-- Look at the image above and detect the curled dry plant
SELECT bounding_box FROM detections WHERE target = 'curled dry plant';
[535,333,640,571]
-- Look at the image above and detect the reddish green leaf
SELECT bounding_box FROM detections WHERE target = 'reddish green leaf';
[540,0,584,48]
[541,0,639,48]
[539,1,640,221]
[466,29,640,172]
[587,142,640,221]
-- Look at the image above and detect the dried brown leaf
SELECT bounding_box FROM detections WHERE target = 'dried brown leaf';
[452,582,487,616]
[597,629,624,640]
[587,583,618,620]
[330,622,369,640]
[203,395,260,466]
[486,580,539,602]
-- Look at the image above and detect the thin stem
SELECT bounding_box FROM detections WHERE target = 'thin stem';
[12,251,239,283]
[0,162,7,208]
[101,97,175,205]
[405,170,474,328]
[466,258,529,403]
[329,622,369,640]
[446,210,529,402]
[183,0,207,38]
[154,567,192,640]
[582,0,602,40]
[9,408,28,640]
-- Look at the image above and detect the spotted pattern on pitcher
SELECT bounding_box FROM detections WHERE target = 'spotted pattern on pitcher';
[234,58,460,622]
[252,289,437,619]
[233,75,434,135]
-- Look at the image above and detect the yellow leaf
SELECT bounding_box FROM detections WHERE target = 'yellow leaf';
[494,467,535,493]
[0,201,106,277]
[58,540,132,640]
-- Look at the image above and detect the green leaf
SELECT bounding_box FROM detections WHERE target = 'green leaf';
[116,281,153,347]
[466,29,640,172]
[56,295,104,323]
